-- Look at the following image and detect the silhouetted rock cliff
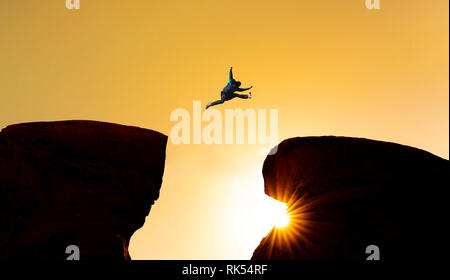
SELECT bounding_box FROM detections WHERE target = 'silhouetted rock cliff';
[0,121,167,260]
[252,137,448,260]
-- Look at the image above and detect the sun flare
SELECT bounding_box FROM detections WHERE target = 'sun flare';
[274,206,291,228]
[260,196,291,229]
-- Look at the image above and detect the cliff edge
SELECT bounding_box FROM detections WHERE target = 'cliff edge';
[0,121,167,260]
[252,136,448,260]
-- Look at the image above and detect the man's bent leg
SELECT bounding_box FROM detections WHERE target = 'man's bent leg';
[233,93,250,99]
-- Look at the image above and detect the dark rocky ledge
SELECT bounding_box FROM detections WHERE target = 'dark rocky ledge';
[252,136,448,260]
[0,121,167,260]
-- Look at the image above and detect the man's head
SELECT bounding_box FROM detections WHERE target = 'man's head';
[235,81,241,87]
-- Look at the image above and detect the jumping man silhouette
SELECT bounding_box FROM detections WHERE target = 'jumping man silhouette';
[205,67,252,109]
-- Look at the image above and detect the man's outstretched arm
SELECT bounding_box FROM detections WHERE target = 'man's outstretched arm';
[229,67,233,82]
[236,86,252,92]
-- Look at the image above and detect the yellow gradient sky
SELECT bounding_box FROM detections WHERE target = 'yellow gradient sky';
[0,0,448,259]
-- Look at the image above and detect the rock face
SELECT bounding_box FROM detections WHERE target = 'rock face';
[252,137,448,260]
[0,121,167,260]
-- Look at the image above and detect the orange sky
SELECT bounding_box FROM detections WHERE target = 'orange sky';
[0,0,448,259]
